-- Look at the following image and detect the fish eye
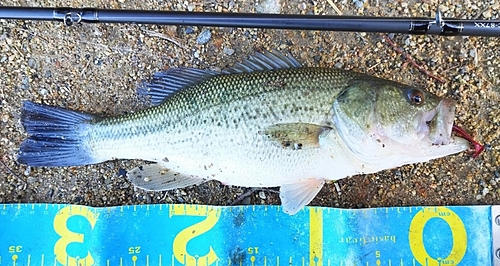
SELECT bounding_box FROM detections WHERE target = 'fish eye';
[407,89,425,105]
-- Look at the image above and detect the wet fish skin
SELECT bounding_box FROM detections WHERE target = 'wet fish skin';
[18,51,469,214]
[89,67,359,163]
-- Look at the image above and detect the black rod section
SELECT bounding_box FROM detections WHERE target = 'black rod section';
[1,6,500,37]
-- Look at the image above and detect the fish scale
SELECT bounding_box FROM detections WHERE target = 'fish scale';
[88,68,355,162]
[81,68,366,192]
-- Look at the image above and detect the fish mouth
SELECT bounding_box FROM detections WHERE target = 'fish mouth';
[416,98,484,158]
[418,98,456,145]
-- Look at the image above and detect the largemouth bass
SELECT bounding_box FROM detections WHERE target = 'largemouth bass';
[19,51,472,214]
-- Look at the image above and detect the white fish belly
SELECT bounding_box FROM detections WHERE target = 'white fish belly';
[89,122,360,187]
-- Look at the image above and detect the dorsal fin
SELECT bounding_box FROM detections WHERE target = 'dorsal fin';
[137,68,219,106]
[223,50,302,74]
[137,50,302,106]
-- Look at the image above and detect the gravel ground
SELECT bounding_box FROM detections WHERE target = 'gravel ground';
[1,0,499,210]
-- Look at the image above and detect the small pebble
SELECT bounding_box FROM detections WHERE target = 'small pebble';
[28,58,37,68]
[469,49,476,58]
[196,29,212,45]
[117,168,127,177]
[483,9,492,19]
[94,58,103,66]
[258,191,266,199]
[185,26,195,34]
[334,182,341,195]
[439,5,449,12]
[353,0,366,9]
[255,0,281,14]
[223,47,235,56]
[21,76,29,90]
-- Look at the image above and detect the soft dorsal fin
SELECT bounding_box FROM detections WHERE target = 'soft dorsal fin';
[223,50,302,74]
[259,123,331,150]
[137,68,219,106]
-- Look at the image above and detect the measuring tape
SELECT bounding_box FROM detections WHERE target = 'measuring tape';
[1,203,499,266]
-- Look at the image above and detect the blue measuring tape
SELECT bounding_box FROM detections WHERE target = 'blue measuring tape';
[1,203,499,266]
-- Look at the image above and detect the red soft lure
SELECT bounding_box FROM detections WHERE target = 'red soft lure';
[452,125,484,158]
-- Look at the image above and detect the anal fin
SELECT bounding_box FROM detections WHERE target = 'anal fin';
[280,178,325,215]
[126,164,206,191]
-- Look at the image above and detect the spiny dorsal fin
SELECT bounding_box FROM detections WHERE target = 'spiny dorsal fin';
[138,50,301,106]
[223,50,302,74]
[137,68,219,106]
[259,123,331,150]
[126,164,206,191]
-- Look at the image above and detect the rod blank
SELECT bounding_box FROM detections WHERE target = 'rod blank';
[1,6,500,37]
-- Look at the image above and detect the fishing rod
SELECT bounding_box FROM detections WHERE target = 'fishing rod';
[0,6,499,37]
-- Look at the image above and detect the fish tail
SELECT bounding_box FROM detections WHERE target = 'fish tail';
[18,101,97,167]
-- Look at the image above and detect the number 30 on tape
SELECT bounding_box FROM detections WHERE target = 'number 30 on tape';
[53,206,99,266]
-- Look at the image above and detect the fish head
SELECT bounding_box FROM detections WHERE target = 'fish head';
[332,79,469,167]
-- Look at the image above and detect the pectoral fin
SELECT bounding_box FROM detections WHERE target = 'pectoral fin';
[280,178,325,215]
[126,164,206,191]
[260,123,331,150]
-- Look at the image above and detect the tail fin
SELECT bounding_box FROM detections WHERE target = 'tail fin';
[18,101,97,167]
